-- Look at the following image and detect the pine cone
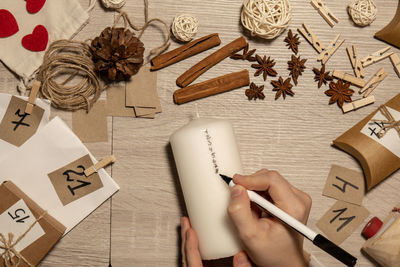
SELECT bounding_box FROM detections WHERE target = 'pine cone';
[91,27,145,82]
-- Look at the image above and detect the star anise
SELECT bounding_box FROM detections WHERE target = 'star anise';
[313,65,333,88]
[325,79,354,107]
[230,43,256,62]
[251,55,277,81]
[271,77,294,100]
[245,82,265,100]
[284,29,300,54]
[288,55,307,85]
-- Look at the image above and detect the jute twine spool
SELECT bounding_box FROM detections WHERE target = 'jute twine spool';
[38,40,102,112]
[348,0,377,26]
[241,0,292,39]
[101,0,126,9]
[171,14,199,42]
[0,212,47,267]
[37,0,170,112]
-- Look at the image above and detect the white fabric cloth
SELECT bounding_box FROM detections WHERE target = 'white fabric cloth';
[0,0,89,79]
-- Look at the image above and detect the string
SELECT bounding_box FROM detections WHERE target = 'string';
[0,212,47,267]
[37,40,102,112]
[113,1,171,63]
[371,105,400,138]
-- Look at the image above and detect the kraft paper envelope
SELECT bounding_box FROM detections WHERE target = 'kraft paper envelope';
[0,93,50,161]
[0,116,119,233]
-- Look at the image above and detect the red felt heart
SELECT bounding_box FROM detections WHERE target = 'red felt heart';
[26,0,46,14]
[0,9,19,38]
[22,25,48,52]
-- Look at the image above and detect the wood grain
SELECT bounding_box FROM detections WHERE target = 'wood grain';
[0,0,399,266]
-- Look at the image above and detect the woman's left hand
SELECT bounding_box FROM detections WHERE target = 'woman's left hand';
[180,217,252,267]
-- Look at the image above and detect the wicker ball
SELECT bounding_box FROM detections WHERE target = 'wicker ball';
[241,0,292,40]
[171,14,199,42]
[348,0,377,26]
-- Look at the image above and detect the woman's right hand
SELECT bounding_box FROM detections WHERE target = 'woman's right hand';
[227,169,312,267]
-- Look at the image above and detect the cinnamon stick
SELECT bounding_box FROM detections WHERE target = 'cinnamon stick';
[176,36,248,87]
[173,70,250,104]
[151,33,221,71]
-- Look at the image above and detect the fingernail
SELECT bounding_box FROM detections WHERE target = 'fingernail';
[231,186,242,197]
[237,253,250,266]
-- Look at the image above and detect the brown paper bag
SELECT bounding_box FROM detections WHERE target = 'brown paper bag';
[362,212,400,266]
[0,181,66,267]
[333,94,400,190]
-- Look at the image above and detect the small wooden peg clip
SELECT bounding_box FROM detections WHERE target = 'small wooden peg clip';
[346,45,365,78]
[297,23,326,53]
[332,70,366,88]
[359,68,387,97]
[342,95,375,113]
[25,81,41,114]
[390,53,400,77]
[361,46,393,68]
[310,0,339,27]
[84,155,116,176]
[317,34,345,65]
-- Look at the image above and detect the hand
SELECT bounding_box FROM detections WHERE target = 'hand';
[227,169,312,267]
[180,217,252,267]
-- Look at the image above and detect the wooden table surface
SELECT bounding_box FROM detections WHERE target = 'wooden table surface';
[1,0,399,266]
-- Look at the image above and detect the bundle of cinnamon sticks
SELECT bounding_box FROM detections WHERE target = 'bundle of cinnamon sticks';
[151,34,250,104]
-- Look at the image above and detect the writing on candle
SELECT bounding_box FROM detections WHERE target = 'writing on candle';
[203,129,219,174]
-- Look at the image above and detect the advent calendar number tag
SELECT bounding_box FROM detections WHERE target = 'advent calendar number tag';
[48,154,104,206]
[317,200,369,244]
[0,96,44,147]
[0,199,45,253]
[322,165,365,205]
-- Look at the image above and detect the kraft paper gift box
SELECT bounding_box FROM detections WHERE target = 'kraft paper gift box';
[333,93,400,190]
[0,181,66,267]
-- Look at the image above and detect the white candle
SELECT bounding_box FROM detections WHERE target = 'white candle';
[170,117,243,260]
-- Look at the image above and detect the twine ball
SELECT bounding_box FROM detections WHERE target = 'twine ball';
[348,0,377,26]
[171,14,199,42]
[101,0,126,9]
[241,0,292,40]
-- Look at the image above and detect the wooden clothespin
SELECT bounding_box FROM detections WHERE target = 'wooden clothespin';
[390,53,400,77]
[84,155,116,176]
[359,68,387,97]
[342,95,375,113]
[317,34,344,65]
[332,70,366,88]
[361,46,393,68]
[310,0,339,27]
[346,45,365,78]
[297,23,326,53]
[25,81,41,114]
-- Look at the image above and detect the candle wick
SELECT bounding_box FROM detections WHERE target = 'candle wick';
[195,103,200,118]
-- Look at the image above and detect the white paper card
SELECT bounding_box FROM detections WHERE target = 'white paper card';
[361,107,400,158]
[0,116,119,234]
[0,93,51,161]
[0,199,45,253]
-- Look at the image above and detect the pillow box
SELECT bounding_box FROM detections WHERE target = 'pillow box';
[0,181,65,267]
[333,94,400,190]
